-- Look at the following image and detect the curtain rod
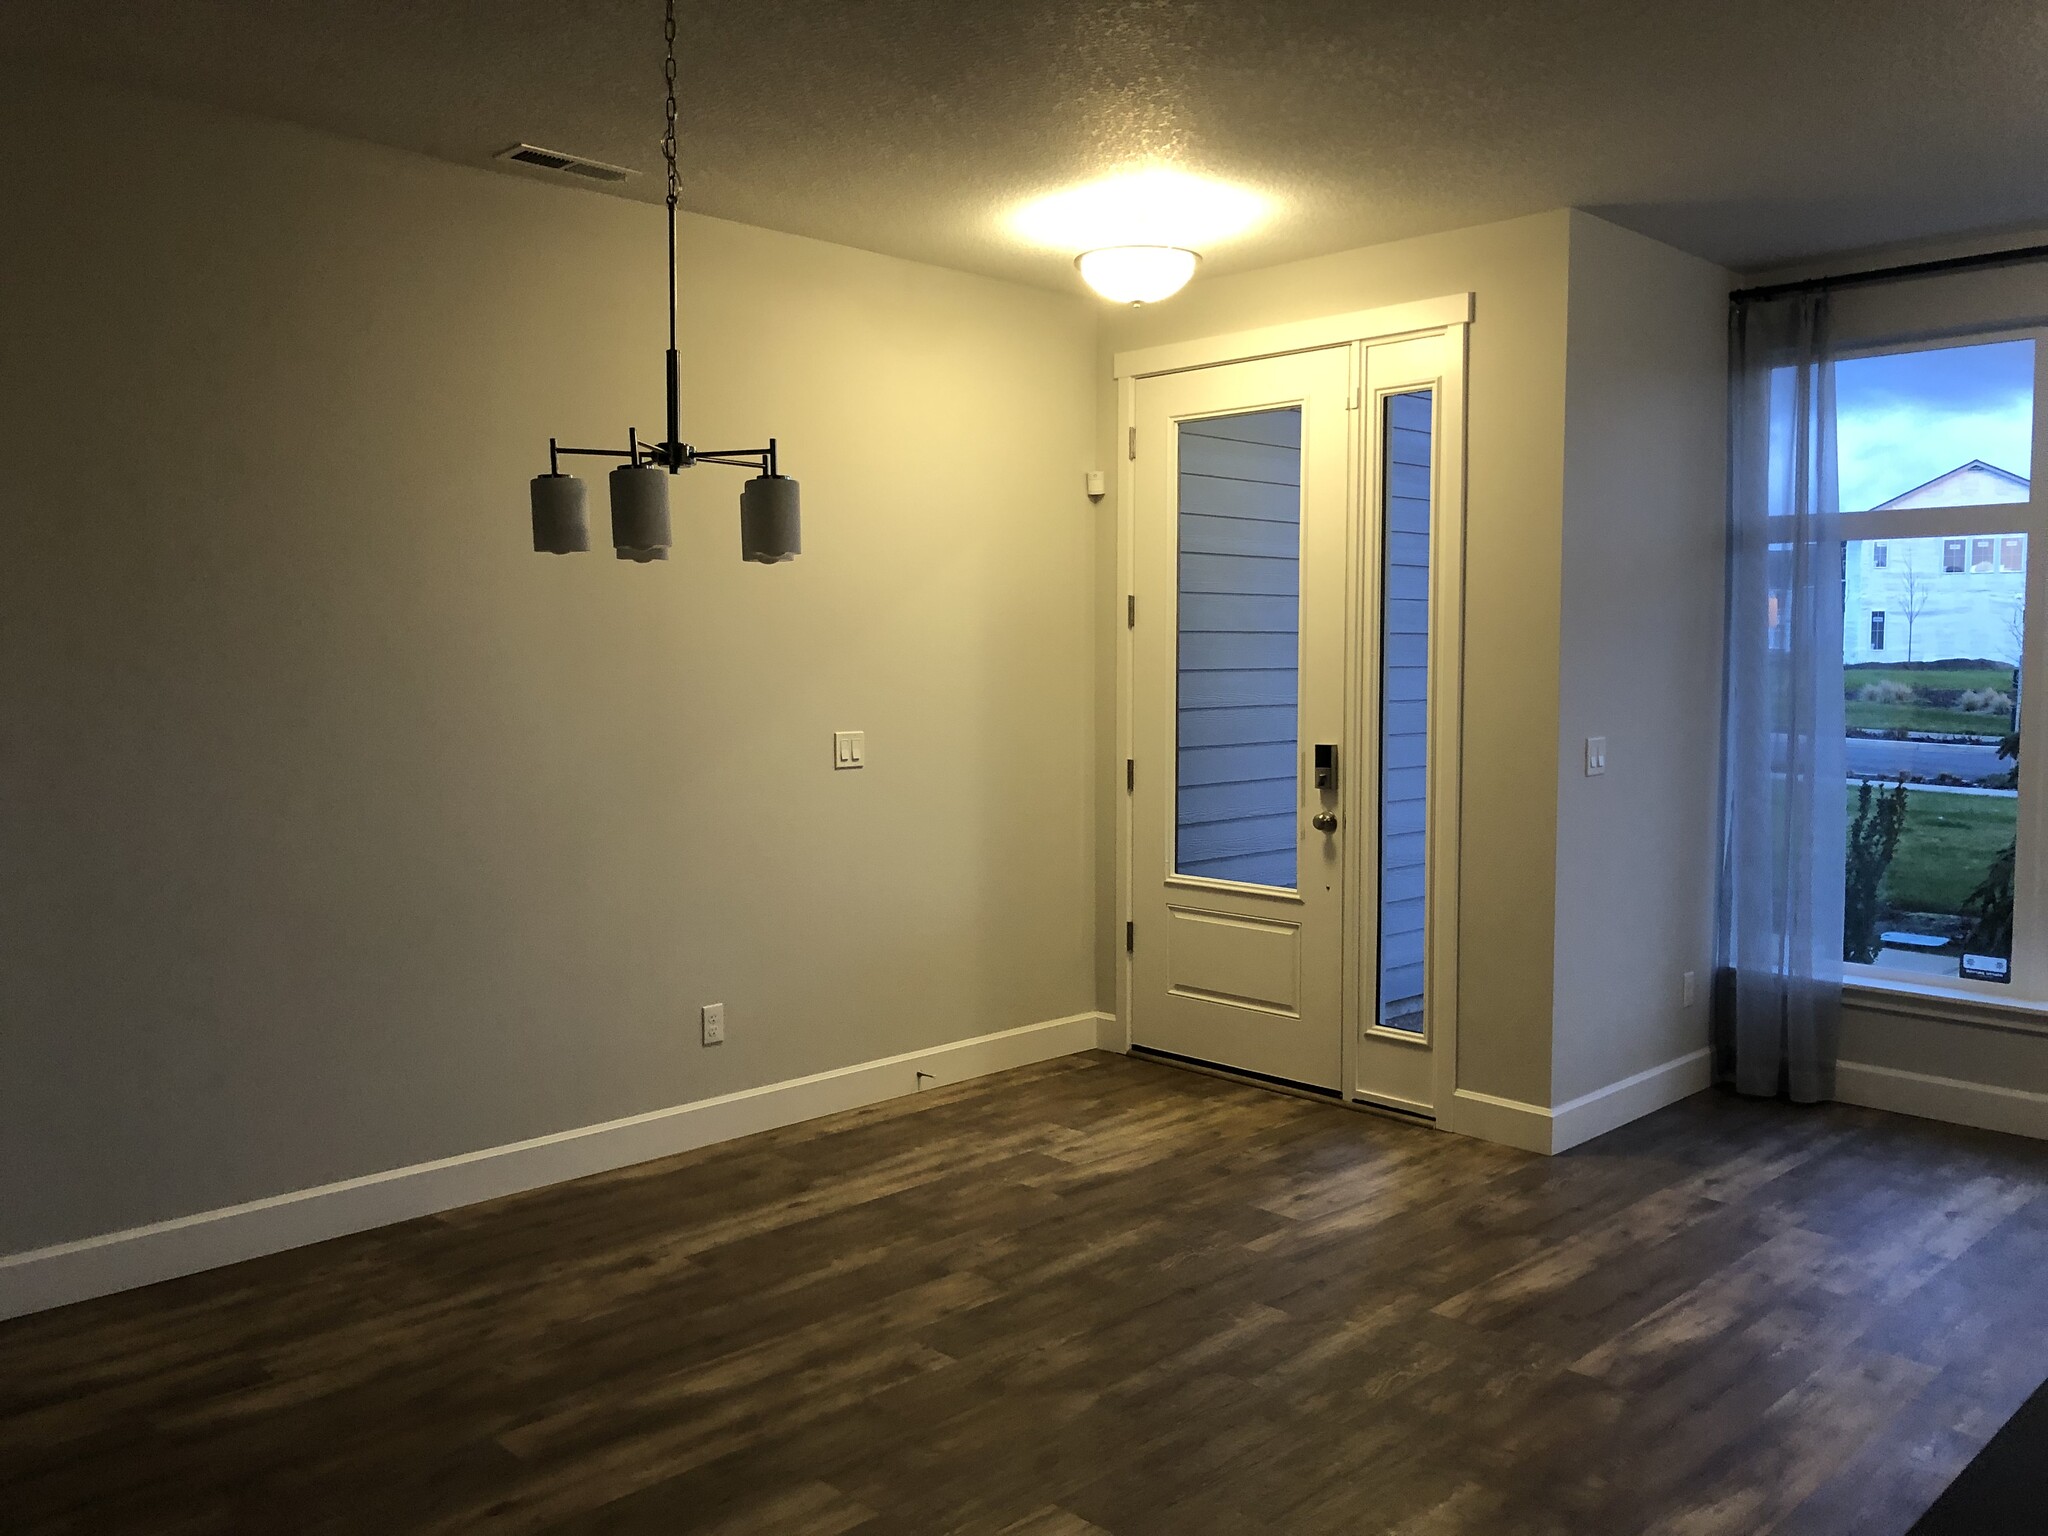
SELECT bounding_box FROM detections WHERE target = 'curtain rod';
[1731,240,2048,304]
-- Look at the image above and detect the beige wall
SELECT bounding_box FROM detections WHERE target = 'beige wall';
[0,74,1101,1254]
[1551,212,1731,1103]
[1098,212,1576,1108]
[1841,1005,2048,1096]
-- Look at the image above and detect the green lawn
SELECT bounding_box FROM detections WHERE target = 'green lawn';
[1846,702,2008,736]
[1845,662,2016,736]
[1853,786,2016,917]
[1847,664,2017,693]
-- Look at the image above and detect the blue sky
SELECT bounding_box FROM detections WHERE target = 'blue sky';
[1836,339,2033,509]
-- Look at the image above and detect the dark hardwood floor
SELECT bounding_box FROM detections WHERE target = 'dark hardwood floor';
[7,1051,2048,1534]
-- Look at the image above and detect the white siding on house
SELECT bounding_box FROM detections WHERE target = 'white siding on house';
[1842,461,2029,666]
[1378,391,1433,1032]
[1176,409,1302,887]
[1843,532,2026,665]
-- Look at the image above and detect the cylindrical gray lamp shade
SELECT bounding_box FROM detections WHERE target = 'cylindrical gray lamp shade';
[530,473,590,553]
[740,474,801,564]
[610,463,672,562]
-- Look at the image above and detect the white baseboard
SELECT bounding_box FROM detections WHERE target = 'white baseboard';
[1836,1059,2048,1142]
[1551,1048,1712,1152]
[1447,1088,1553,1153]
[1094,1011,1128,1053]
[0,1011,1109,1322]
[1452,1048,1711,1155]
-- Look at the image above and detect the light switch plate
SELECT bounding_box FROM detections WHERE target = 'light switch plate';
[833,729,865,770]
[1585,736,1607,776]
[700,1002,725,1045]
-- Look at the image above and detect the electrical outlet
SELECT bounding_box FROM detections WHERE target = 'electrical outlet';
[1683,971,1698,1008]
[700,1002,725,1045]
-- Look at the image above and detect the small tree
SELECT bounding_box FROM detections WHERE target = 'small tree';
[1843,777,1909,964]
[1897,547,1931,662]
[1962,839,2016,960]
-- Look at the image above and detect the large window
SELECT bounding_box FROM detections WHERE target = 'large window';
[1840,337,2036,991]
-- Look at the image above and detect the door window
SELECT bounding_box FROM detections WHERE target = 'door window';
[1376,391,1433,1032]
[1174,408,1302,888]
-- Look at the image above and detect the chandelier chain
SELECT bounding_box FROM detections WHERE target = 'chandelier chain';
[663,0,680,215]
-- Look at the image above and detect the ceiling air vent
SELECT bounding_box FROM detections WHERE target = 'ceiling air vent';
[495,143,636,184]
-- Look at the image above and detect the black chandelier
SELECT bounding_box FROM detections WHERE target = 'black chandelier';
[528,0,800,565]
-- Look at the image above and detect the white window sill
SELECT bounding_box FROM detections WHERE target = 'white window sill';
[1843,974,2048,1038]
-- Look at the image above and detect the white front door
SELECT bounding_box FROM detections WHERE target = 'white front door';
[1127,331,1461,1117]
[1129,347,1351,1092]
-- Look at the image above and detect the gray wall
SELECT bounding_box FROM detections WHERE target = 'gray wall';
[1550,212,1731,1103]
[0,73,1102,1254]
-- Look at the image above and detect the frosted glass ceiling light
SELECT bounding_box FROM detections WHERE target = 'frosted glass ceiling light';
[1077,246,1201,305]
[740,473,802,563]
[528,0,800,566]
[530,472,590,554]
[610,451,672,562]
[1012,168,1264,307]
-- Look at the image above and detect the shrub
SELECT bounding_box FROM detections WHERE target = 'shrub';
[1959,688,2014,713]
[1963,838,2016,959]
[1843,778,1909,965]
[1856,680,1916,703]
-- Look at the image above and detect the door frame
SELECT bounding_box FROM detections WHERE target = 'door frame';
[1109,293,1473,1133]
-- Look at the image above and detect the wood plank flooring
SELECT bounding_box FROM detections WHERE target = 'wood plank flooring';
[6,1051,2048,1534]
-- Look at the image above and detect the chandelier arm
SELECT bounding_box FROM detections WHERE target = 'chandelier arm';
[551,445,643,462]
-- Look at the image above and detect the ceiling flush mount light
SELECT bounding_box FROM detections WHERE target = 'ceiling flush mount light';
[529,0,800,565]
[1011,168,1266,305]
[1076,246,1201,305]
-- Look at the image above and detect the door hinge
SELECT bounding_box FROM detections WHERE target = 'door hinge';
[1126,757,1134,792]
[1348,384,1361,412]
[1125,920,1135,954]
[1128,426,1137,460]
[1126,593,1136,627]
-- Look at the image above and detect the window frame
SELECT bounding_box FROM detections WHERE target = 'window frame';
[1838,324,2048,1005]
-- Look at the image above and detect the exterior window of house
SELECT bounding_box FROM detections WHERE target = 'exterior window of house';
[1839,335,2036,994]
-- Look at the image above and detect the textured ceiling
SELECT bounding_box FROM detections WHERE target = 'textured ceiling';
[10,0,2048,290]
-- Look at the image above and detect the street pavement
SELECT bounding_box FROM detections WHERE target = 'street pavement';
[1845,734,2008,785]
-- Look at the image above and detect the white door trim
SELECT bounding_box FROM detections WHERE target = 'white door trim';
[1111,297,1472,1133]
[1112,293,1474,382]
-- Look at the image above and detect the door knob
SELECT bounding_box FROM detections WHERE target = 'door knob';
[1311,811,1338,833]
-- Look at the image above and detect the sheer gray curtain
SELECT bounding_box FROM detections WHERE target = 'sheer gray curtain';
[1716,291,1845,1102]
